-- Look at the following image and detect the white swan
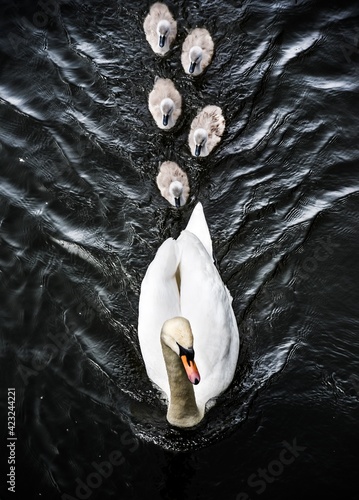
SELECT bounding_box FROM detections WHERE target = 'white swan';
[181,28,214,76]
[156,161,189,208]
[143,2,177,55]
[148,78,182,130]
[188,105,225,157]
[138,202,239,427]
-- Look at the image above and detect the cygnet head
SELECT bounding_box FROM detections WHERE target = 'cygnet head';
[169,180,183,208]
[160,98,174,126]
[189,46,203,74]
[193,128,208,156]
[161,317,201,385]
[157,20,171,48]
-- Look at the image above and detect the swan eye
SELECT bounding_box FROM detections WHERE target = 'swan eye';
[177,343,195,362]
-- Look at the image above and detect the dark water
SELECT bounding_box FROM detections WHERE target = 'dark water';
[1,0,359,498]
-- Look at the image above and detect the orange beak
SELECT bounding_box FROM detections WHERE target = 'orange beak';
[180,355,201,385]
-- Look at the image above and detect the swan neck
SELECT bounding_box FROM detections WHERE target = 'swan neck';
[161,340,202,427]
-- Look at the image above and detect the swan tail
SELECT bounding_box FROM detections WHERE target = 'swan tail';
[184,202,213,259]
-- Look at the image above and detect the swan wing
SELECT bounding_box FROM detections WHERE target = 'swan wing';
[138,238,181,398]
[196,29,214,67]
[204,106,226,152]
[189,108,204,132]
[202,105,225,136]
[177,230,239,410]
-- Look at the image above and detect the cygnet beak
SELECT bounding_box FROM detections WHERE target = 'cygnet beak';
[174,197,181,208]
[159,34,166,48]
[189,61,196,74]
[163,114,169,126]
[195,144,202,156]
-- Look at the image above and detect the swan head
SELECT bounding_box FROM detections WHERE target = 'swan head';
[169,180,183,208]
[161,317,201,385]
[193,128,208,156]
[160,98,175,126]
[188,45,203,74]
[157,20,171,48]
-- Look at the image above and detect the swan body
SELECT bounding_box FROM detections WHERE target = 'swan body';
[143,2,177,55]
[156,161,190,208]
[148,78,182,130]
[181,28,214,75]
[188,105,225,157]
[138,202,239,427]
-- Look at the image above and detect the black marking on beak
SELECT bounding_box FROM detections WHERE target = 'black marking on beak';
[177,343,195,362]
[195,144,202,156]
[174,197,181,208]
[189,61,196,74]
[163,114,169,126]
[159,35,166,48]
